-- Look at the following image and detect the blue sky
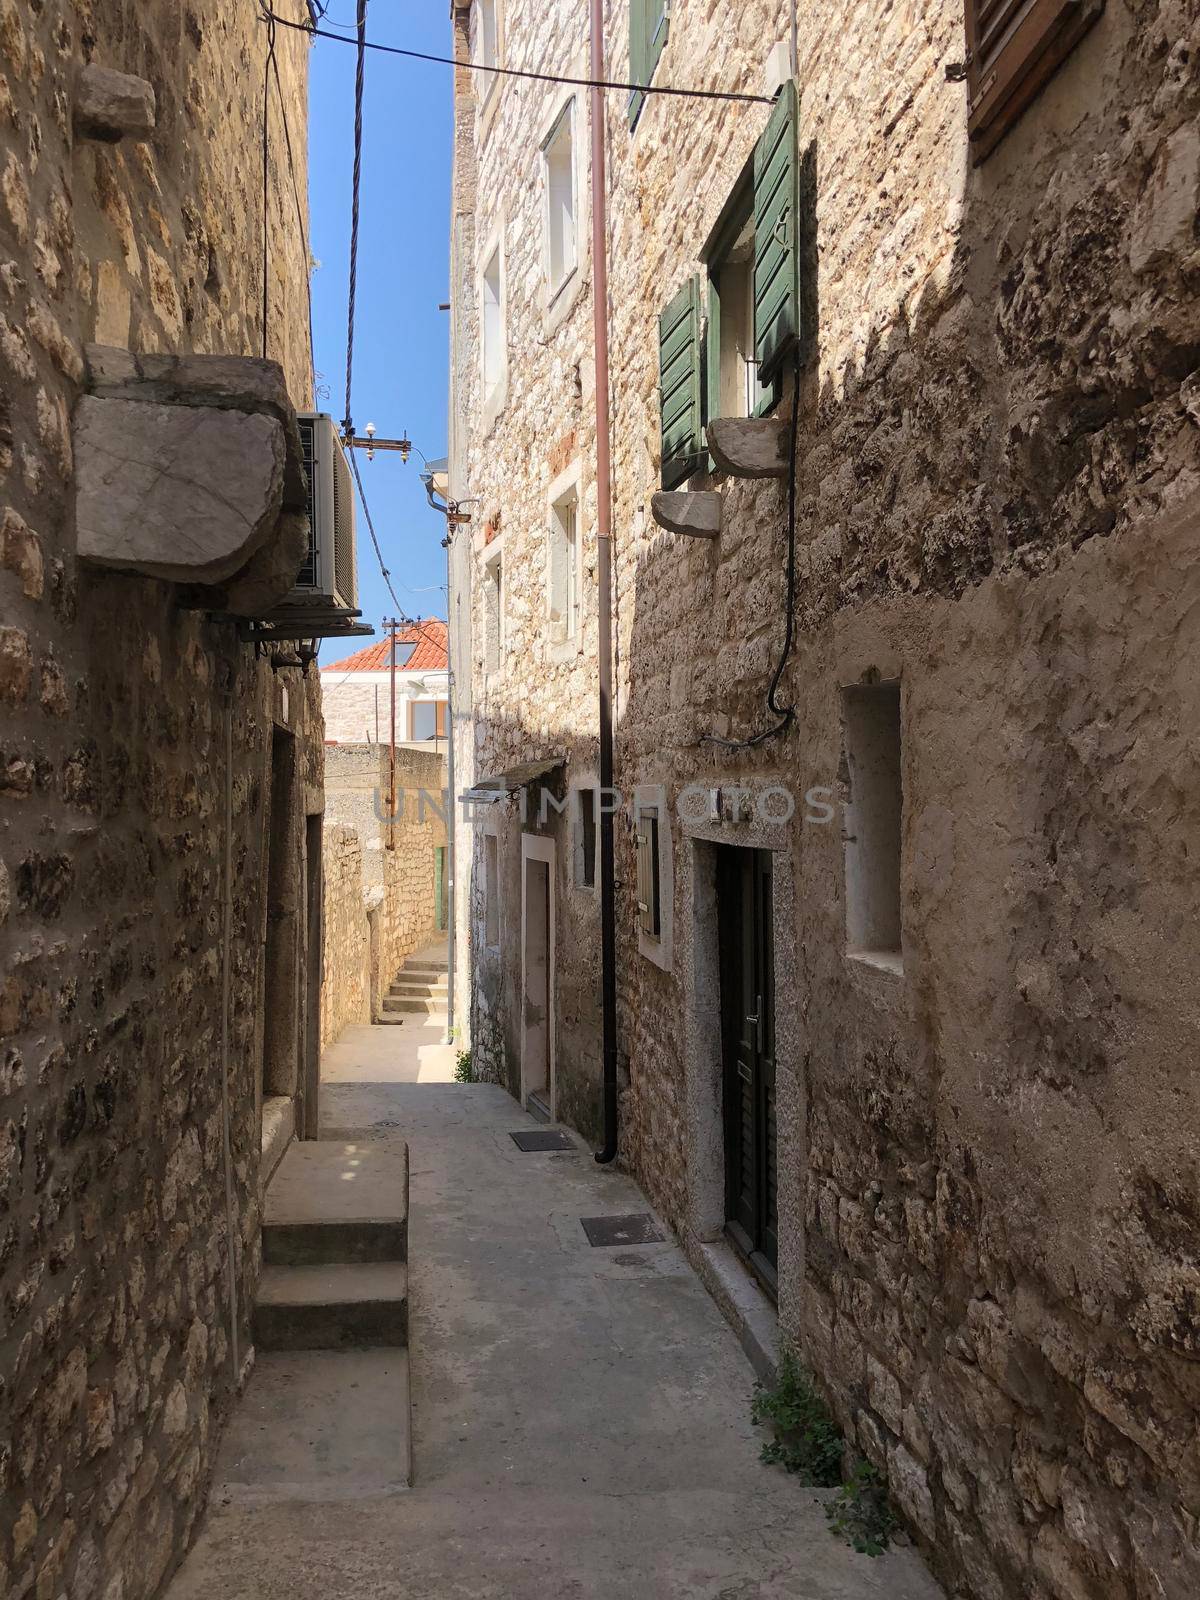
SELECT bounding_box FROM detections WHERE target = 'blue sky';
[307,4,454,658]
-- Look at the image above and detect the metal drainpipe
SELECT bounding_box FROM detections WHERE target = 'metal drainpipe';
[444,535,457,1046]
[590,0,619,1165]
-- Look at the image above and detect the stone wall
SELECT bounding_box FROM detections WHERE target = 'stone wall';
[320,744,448,1039]
[320,825,370,1048]
[0,4,317,1598]
[451,0,1200,1595]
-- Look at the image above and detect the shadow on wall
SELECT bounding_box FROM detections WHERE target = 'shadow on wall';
[609,9,1200,1597]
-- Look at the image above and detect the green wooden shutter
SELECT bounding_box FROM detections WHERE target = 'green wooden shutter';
[629,0,669,130]
[753,80,800,381]
[659,275,703,489]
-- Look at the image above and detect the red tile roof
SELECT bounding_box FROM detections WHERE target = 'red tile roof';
[321,619,448,674]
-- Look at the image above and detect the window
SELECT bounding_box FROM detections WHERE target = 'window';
[635,804,662,939]
[484,552,504,670]
[965,0,1103,161]
[410,701,447,741]
[548,486,580,644]
[703,180,779,423]
[484,832,500,948]
[628,0,669,129]
[543,103,577,293]
[476,0,499,103]
[841,683,903,973]
[481,245,504,399]
[574,785,597,890]
[657,83,799,486]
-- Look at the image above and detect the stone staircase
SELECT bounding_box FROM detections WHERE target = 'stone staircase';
[380,947,448,1027]
[255,1141,409,1350]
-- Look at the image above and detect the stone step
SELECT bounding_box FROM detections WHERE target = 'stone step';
[254,1262,408,1351]
[382,996,446,1016]
[389,975,448,993]
[263,1141,408,1266]
[211,1349,412,1500]
[399,963,447,979]
[390,972,451,998]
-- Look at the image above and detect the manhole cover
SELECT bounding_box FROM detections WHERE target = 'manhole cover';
[580,1213,665,1247]
[509,1130,576,1152]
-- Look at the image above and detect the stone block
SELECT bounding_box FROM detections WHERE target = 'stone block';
[889,1440,936,1541]
[650,490,721,538]
[867,1353,903,1434]
[707,417,789,478]
[74,396,285,584]
[74,65,156,142]
[1130,123,1200,274]
[207,509,310,617]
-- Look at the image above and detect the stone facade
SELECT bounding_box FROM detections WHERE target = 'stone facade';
[320,825,371,1047]
[0,4,319,1599]
[320,745,448,1042]
[449,1,1200,1597]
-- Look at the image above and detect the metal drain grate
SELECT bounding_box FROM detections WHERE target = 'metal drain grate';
[580,1213,665,1247]
[509,1130,576,1152]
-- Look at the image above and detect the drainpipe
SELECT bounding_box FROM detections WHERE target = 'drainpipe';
[590,0,618,1165]
[444,536,457,1045]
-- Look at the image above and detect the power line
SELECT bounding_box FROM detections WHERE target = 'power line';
[343,0,367,437]
[347,445,448,661]
[258,9,775,106]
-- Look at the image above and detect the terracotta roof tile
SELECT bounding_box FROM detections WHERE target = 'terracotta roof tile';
[321,619,448,673]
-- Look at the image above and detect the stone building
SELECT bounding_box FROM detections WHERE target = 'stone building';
[0,4,327,1598]
[319,619,449,746]
[320,741,449,1044]
[447,1,1200,1596]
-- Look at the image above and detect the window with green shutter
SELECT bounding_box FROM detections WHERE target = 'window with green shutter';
[628,0,669,130]
[752,80,801,381]
[658,276,704,489]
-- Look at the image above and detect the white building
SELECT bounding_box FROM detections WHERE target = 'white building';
[320,619,450,747]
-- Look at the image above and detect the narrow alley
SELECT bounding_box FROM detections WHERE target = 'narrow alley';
[168,1028,942,1600]
[2,2,1198,1599]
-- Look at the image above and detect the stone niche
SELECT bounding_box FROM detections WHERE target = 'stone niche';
[73,345,311,615]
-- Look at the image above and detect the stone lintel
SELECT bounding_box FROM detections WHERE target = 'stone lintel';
[651,491,722,539]
[706,417,789,479]
[84,346,308,511]
[74,65,156,142]
[74,396,286,585]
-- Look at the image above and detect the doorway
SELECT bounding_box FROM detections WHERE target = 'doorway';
[520,835,555,1119]
[717,845,777,1297]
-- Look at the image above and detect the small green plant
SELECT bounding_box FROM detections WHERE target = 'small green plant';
[454,1047,473,1083]
[751,1352,843,1486]
[824,1458,897,1556]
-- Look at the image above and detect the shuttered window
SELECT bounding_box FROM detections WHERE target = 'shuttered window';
[753,80,801,383]
[635,807,661,938]
[628,0,669,130]
[965,0,1103,160]
[658,276,704,489]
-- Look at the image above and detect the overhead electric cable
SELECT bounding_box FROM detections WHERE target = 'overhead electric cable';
[258,9,775,105]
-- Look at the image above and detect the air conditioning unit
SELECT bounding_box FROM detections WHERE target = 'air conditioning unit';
[288,412,358,611]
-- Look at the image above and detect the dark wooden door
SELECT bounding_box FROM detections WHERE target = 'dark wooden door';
[718,846,777,1296]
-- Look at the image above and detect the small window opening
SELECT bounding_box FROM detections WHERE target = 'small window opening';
[484,554,504,670]
[544,104,577,293]
[841,683,903,972]
[575,786,597,890]
[636,805,662,939]
[484,832,500,948]
[482,246,503,397]
[548,487,580,643]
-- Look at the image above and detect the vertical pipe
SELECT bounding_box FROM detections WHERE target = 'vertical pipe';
[444,543,457,1045]
[220,691,241,1379]
[590,0,619,1164]
[388,617,397,849]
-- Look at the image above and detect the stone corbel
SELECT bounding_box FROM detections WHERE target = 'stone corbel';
[74,65,156,142]
[74,346,310,615]
[706,417,789,479]
[650,491,722,539]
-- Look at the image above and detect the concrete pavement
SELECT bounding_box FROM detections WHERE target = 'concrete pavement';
[168,1065,944,1599]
